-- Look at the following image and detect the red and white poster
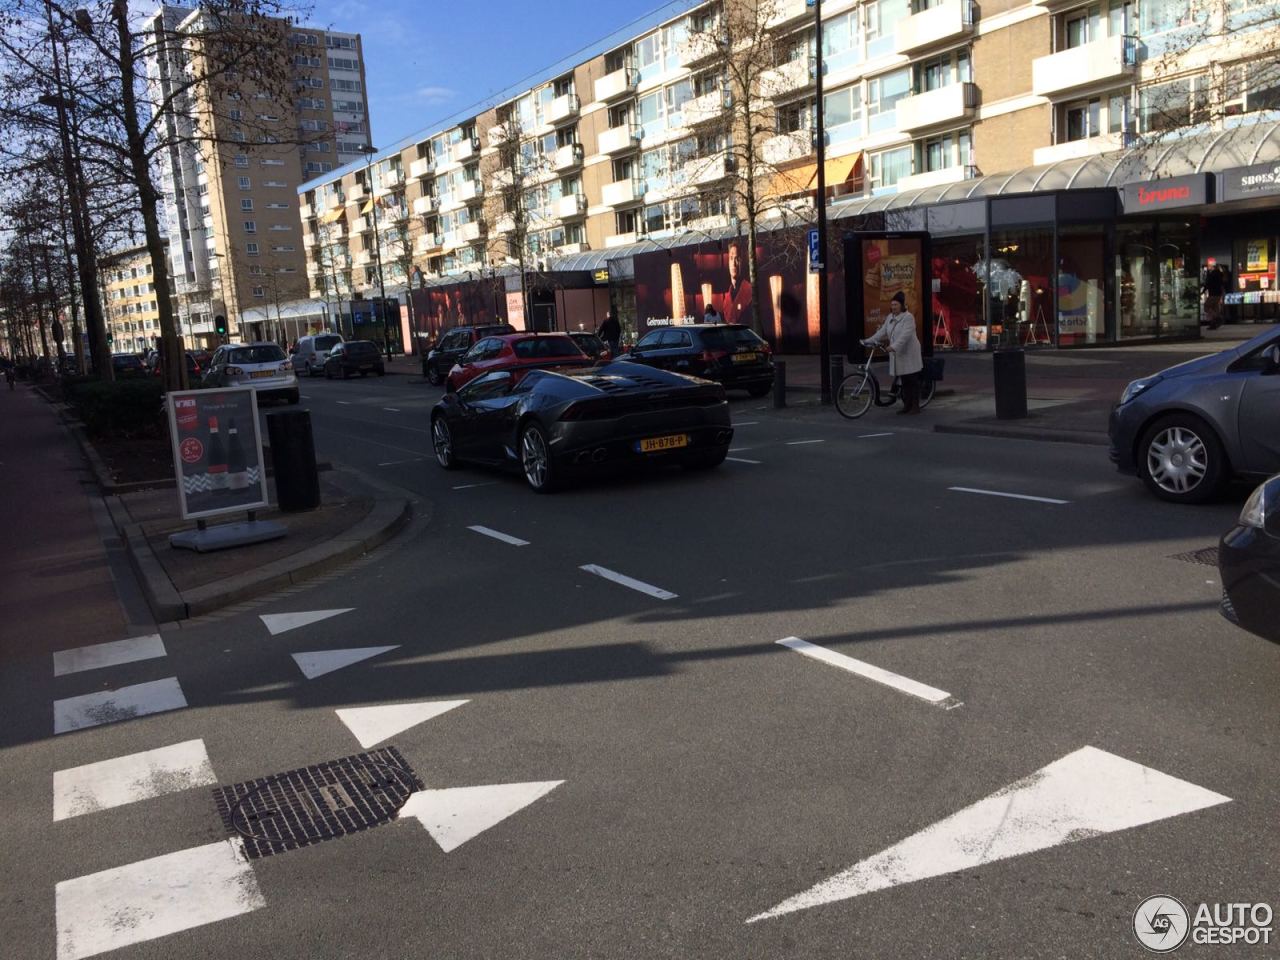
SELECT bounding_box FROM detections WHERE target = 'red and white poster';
[166,388,268,521]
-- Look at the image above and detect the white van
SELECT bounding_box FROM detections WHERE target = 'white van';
[291,333,344,377]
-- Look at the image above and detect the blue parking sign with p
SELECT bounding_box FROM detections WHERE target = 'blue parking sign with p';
[808,228,820,273]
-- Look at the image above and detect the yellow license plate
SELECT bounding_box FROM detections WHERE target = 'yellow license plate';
[639,434,689,453]
[732,352,760,363]
[250,370,275,379]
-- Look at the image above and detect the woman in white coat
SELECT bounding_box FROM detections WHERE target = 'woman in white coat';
[863,290,924,414]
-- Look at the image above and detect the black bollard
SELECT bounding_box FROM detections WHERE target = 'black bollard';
[993,348,1028,420]
[266,409,321,511]
[772,360,786,408]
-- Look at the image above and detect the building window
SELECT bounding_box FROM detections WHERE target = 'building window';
[916,130,970,172]
[229,109,242,121]
[824,84,863,143]
[867,68,911,133]
[869,146,912,191]
[241,199,254,211]
[237,176,251,189]
[777,99,813,134]
[252,286,265,298]
[1139,75,1210,132]
[243,220,257,233]
[246,242,259,255]
[234,155,249,168]
[1064,97,1102,141]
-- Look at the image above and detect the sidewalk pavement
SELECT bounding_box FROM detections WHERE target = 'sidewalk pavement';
[8,384,414,627]
[0,384,137,661]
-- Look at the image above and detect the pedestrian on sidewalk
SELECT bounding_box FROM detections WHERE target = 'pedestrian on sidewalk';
[1202,265,1225,330]
[863,290,923,415]
[597,311,621,355]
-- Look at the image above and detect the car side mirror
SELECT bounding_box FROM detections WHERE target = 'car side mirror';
[1263,344,1280,374]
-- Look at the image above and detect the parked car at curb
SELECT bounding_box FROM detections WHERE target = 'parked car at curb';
[202,342,299,403]
[445,333,591,393]
[568,332,612,363]
[1108,327,1280,503]
[430,361,733,492]
[112,353,147,378]
[422,323,516,385]
[620,324,774,397]
[292,333,344,377]
[323,340,385,379]
[1219,473,1280,643]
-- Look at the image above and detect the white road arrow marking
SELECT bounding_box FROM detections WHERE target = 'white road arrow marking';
[335,700,469,748]
[55,838,263,960]
[292,646,399,679]
[54,678,188,735]
[400,781,565,853]
[748,746,1230,923]
[53,634,166,677]
[259,608,354,636]
[53,739,216,821]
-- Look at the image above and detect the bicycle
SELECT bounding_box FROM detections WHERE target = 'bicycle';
[834,342,938,420]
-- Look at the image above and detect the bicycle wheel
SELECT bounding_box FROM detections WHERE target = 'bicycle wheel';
[919,375,936,409]
[834,371,876,419]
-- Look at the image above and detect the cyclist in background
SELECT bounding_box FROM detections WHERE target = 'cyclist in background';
[863,291,923,415]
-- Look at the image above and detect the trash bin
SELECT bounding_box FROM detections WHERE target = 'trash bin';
[266,409,320,511]
[993,348,1028,420]
[773,360,786,409]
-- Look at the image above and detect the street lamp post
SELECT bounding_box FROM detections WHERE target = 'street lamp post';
[813,0,832,404]
[359,144,393,363]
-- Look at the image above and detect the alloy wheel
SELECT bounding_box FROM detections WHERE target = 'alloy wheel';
[1146,426,1207,494]
[432,418,453,467]
[521,427,548,489]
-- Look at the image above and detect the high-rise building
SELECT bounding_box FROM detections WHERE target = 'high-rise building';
[147,6,370,346]
[101,242,178,354]
[299,0,1280,349]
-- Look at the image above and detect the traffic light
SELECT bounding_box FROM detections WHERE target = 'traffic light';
[215,315,227,336]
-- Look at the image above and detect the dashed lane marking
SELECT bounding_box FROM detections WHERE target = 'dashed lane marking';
[453,481,501,490]
[468,525,530,546]
[580,564,678,601]
[383,407,401,412]
[53,634,166,677]
[858,432,894,438]
[53,740,216,821]
[948,486,1070,505]
[776,637,954,707]
[378,458,426,466]
[54,678,188,735]
[786,439,826,446]
[726,457,762,465]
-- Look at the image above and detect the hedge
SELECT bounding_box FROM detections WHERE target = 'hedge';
[65,379,165,438]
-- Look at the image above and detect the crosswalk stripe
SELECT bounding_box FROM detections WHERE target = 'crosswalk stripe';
[53,634,166,677]
[53,739,216,821]
[54,678,188,735]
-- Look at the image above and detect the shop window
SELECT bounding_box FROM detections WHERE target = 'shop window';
[1058,226,1108,345]
[987,227,1054,348]
[930,235,985,350]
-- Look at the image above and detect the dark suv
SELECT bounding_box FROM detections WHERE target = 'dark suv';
[423,324,516,385]
[622,324,774,397]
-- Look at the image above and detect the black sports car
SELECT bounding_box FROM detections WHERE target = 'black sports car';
[429,361,733,492]
[1219,473,1280,643]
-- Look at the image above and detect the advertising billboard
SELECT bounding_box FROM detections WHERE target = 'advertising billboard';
[408,278,510,340]
[166,388,268,521]
[632,230,846,354]
[844,232,932,359]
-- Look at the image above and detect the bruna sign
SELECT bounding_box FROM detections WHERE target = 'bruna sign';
[1122,174,1212,212]
[167,388,268,520]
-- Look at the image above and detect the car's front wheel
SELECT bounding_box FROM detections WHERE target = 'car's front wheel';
[519,423,558,493]
[431,415,458,469]
[1139,414,1227,504]
[426,361,443,386]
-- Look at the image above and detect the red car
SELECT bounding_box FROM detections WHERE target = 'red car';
[445,333,592,393]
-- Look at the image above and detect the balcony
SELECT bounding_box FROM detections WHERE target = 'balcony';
[415,233,444,255]
[487,123,513,147]
[306,261,322,276]
[299,202,314,219]
[762,131,811,166]
[409,156,434,179]
[594,66,637,103]
[601,178,643,207]
[354,249,373,267]
[895,82,978,133]
[347,182,365,203]
[302,233,317,247]
[553,142,585,172]
[895,0,975,56]
[605,231,638,249]
[493,213,516,235]
[766,0,809,30]
[685,89,727,127]
[679,31,721,69]
[760,56,814,100]
[412,195,438,216]
[689,153,734,185]
[374,168,404,196]
[1032,35,1138,98]
[598,123,641,155]
[556,241,589,255]
[557,193,588,219]
[897,164,978,192]
[546,93,580,125]
[458,179,484,203]
[491,167,516,190]
[1033,131,1130,166]
[451,136,481,164]
[457,221,484,243]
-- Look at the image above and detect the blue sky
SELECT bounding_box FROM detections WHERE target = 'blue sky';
[312,0,698,153]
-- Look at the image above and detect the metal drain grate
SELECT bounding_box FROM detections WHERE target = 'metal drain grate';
[212,746,423,859]
[1170,546,1219,566]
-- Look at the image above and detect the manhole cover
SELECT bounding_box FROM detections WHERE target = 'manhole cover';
[212,746,423,859]
[1170,546,1219,566]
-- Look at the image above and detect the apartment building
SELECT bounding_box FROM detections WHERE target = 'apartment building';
[100,243,179,354]
[147,6,370,345]
[299,0,1280,349]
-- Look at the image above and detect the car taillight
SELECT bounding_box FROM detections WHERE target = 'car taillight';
[759,341,772,357]
[226,366,243,375]
[701,349,728,363]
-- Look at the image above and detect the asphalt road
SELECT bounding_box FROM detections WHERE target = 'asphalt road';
[4,370,1278,960]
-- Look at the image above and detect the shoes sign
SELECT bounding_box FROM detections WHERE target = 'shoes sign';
[167,387,269,520]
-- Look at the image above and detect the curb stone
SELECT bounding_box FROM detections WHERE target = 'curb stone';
[934,422,1110,446]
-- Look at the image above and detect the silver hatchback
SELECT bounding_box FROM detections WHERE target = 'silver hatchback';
[1109,328,1280,503]
[203,342,300,404]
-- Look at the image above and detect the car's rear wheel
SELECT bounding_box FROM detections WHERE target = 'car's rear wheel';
[426,362,443,386]
[431,416,458,469]
[1139,414,1227,504]
[746,383,772,399]
[519,423,558,493]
